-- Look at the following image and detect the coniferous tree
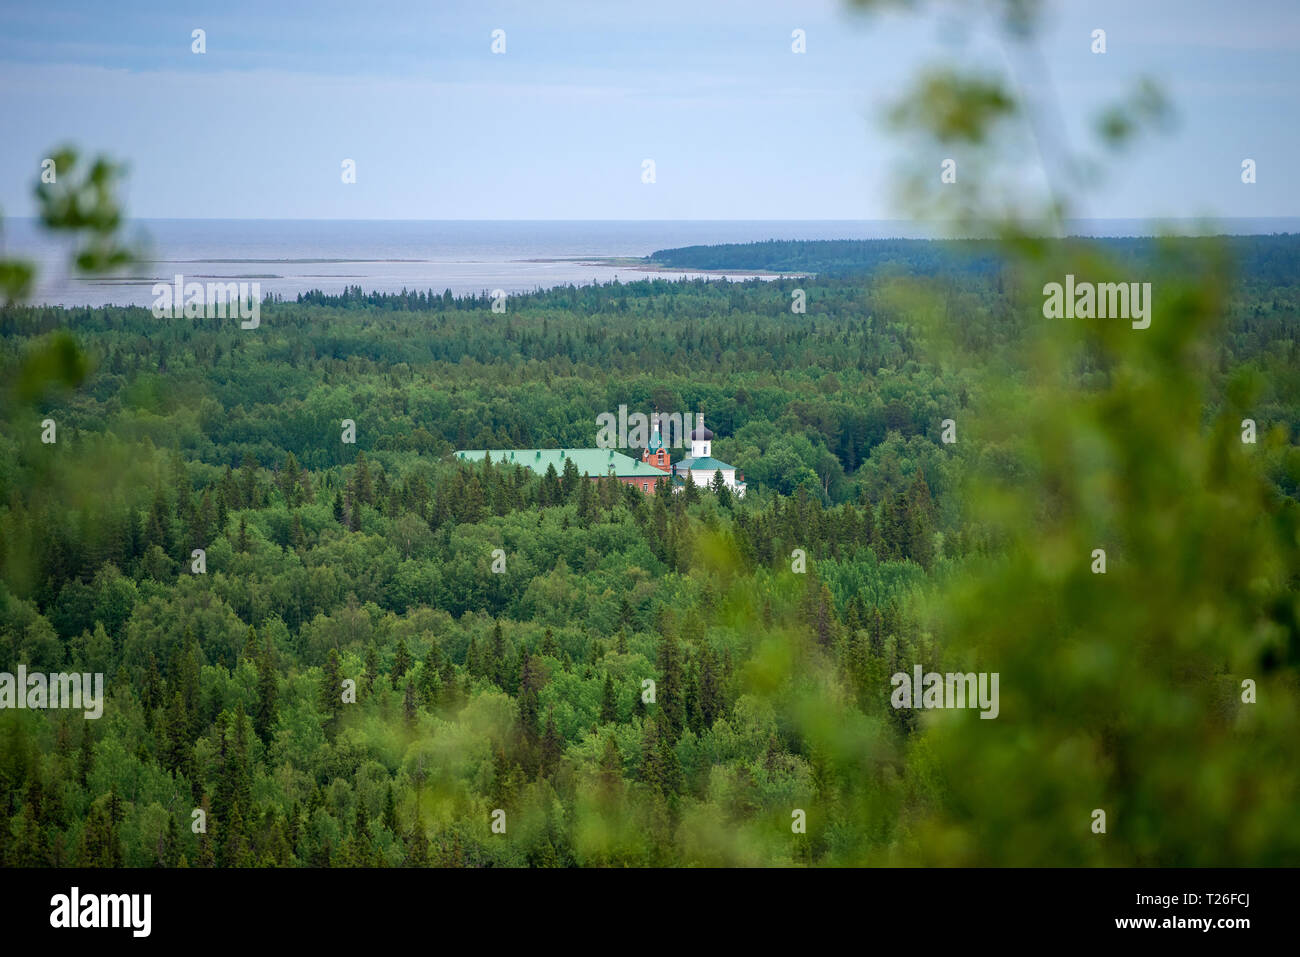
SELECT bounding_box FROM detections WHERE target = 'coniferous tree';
[683,472,700,504]
[598,735,622,798]
[697,646,722,730]
[813,583,836,648]
[320,649,344,731]
[716,475,732,508]
[577,473,596,524]
[560,456,581,502]
[383,783,398,835]
[540,463,561,507]
[363,643,379,691]
[403,680,417,725]
[465,637,483,680]
[77,721,94,787]
[418,643,442,707]
[490,620,510,690]
[255,636,278,742]
[162,692,190,775]
[239,453,257,508]
[160,813,179,867]
[599,672,618,724]
[391,638,412,683]
[518,652,541,740]
[142,653,163,727]
[540,709,563,777]
[78,802,119,867]
[656,633,685,740]
[217,465,235,525]
[639,716,666,795]
[406,817,429,867]
[905,470,936,568]
[353,450,374,506]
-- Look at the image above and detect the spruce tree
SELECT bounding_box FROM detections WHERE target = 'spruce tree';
[162,814,179,867]
[599,672,618,724]
[383,783,398,834]
[255,636,278,742]
[353,450,374,506]
[406,817,429,867]
[363,643,379,691]
[639,716,665,794]
[162,692,189,775]
[540,709,563,777]
[517,652,541,740]
[540,463,561,507]
[320,648,344,730]
[142,653,163,728]
[697,647,722,730]
[598,735,622,797]
[403,680,416,726]
[418,643,441,707]
[577,473,596,524]
[656,633,685,740]
[560,456,581,502]
[683,472,700,504]
[490,620,510,690]
[78,721,93,786]
[391,638,412,683]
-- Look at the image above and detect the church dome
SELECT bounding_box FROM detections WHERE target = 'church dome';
[689,424,714,440]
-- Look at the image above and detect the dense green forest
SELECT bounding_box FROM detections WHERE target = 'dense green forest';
[2,235,1298,866]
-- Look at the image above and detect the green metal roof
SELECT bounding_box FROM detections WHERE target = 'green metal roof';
[675,456,736,471]
[456,448,669,479]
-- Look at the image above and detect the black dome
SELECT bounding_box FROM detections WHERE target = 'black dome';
[689,425,714,440]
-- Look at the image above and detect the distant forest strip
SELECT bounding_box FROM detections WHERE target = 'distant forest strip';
[646,234,1300,284]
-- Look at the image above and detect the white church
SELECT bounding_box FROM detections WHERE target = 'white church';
[670,414,746,497]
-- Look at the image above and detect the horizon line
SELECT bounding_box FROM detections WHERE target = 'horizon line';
[7,216,1300,224]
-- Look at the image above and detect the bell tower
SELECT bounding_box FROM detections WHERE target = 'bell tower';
[642,412,671,472]
[689,412,713,459]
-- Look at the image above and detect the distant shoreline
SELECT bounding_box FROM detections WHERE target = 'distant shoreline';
[520,256,800,277]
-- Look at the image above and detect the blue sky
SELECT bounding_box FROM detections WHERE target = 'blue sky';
[0,0,1296,220]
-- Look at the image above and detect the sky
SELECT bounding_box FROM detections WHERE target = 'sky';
[0,0,1296,220]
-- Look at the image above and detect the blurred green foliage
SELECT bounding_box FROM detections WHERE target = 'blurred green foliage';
[2,147,138,406]
[840,0,1300,865]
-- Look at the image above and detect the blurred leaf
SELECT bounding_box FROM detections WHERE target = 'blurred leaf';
[12,331,90,403]
[0,258,35,302]
[33,146,138,273]
[888,68,1017,144]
